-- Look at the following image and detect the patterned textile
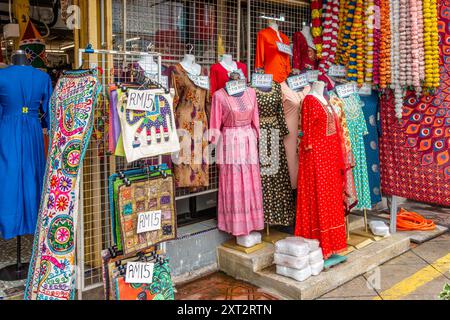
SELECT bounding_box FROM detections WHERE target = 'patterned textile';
[117,169,177,255]
[255,82,295,226]
[117,88,180,162]
[172,63,209,189]
[379,2,450,206]
[25,70,101,300]
[295,94,347,260]
[342,93,372,209]
[360,91,382,205]
[210,88,264,236]
[19,20,47,69]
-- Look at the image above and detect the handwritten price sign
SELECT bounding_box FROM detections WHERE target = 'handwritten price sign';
[251,73,273,89]
[336,82,357,98]
[287,74,309,91]
[226,80,247,96]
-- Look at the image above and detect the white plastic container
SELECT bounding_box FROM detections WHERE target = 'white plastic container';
[275,238,309,257]
[369,220,390,237]
[310,260,324,276]
[276,265,312,282]
[236,232,262,248]
[309,248,324,264]
[285,237,320,252]
[274,253,309,270]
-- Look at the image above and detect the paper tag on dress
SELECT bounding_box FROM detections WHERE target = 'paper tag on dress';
[358,83,373,96]
[127,89,156,112]
[225,79,247,96]
[125,262,154,284]
[307,70,319,82]
[328,64,347,78]
[276,42,293,56]
[287,74,309,91]
[137,210,162,234]
[147,74,169,90]
[251,73,273,89]
[187,74,210,90]
[336,82,357,98]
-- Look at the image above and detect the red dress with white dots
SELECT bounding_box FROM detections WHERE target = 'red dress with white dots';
[295,94,347,259]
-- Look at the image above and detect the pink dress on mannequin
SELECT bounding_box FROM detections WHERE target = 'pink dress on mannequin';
[280,82,311,189]
[210,88,264,236]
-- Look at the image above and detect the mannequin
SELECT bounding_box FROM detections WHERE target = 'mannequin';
[268,19,279,32]
[308,81,328,106]
[210,54,248,97]
[138,55,159,74]
[220,54,238,73]
[11,50,30,66]
[180,54,201,76]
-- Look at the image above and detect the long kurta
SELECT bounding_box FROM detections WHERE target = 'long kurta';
[255,82,295,226]
[0,65,52,240]
[210,88,264,236]
[172,63,209,189]
[295,94,347,259]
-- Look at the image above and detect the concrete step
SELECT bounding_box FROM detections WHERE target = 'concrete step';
[218,233,410,300]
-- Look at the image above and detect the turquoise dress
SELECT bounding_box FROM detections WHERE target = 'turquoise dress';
[0,65,52,239]
[360,91,382,205]
[342,93,372,210]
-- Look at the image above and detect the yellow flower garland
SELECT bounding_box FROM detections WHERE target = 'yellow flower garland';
[423,0,440,89]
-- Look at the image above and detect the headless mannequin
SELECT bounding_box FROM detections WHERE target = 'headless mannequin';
[0,50,32,282]
[220,54,238,72]
[138,55,159,74]
[308,81,328,106]
[180,54,201,76]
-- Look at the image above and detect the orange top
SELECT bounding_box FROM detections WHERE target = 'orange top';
[255,27,292,83]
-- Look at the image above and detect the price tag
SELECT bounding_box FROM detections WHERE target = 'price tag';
[287,74,309,91]
[251,73,273,89]
[127,89,156,112]
[358,83,373,96]
[225,79,247,96]
[276,42,293,56]
[336,82,357,98]
[307,70,319,83]
[328,64,347,78]
[125,262,154,284]
[187,74,210,90]
[147,74,169,90]
[137,210,162,234]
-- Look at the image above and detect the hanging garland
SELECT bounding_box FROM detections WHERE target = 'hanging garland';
[364,0,375,84]
[379,0,391,89]
[416,0,425,82]
[337,0,356,66]
[398,0,409,88]
[311,0,324,58]
[318,0,341,74]
[423,0,440,91]
[347,0,365,83]
[372,0,381,85]
[409,0,422,93]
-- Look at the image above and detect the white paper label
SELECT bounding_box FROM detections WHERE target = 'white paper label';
[137,210,162,234]
[127,89,156,112]
[225,79,247,96]
[251,73,273,88]
[358,83,373,96]
[187,74,210,90]
[328,64,347,78]
[287,74,309,91]
[146,74,169,90]
[336,82,357,98]
[276,42,293,56]
[307,70,319,83]
[125,262,154,284]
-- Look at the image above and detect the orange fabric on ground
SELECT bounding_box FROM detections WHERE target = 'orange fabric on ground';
[255,27,292,83]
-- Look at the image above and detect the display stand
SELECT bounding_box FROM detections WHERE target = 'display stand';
[222,239,267,254]
[0,236,29,281]
[261,224,290,244]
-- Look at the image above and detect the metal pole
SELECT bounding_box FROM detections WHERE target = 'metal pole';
[390,196,398,234]
[123,0,127,50]
[247,0,251,74]
[237,0,241,61]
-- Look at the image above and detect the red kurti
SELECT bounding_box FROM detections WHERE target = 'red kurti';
[295,95,347,259]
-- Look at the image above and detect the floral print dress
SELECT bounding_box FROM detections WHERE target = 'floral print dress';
[172,63,209,189]
[255,82,295,226]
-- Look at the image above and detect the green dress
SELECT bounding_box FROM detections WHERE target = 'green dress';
[342,93,372,210]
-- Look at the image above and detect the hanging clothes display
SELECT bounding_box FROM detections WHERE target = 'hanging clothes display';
[255,27,292,83]
[108,84,121,155]
[172,63,209,189]
[210,88,264,236]
[116,88,180,163]
[295,94,347,260]
[293,31,317,71]
[360,91,382,205]
[25,70,101,300]
[255,82,295,226]
[210,61,248,98]
[0,65,52,240]
[341,93,372,209]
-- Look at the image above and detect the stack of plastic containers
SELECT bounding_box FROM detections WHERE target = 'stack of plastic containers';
[274,237,325,282]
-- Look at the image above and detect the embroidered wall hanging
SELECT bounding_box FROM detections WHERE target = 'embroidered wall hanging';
[25,70,101,300]
[117,168,177,255]
[379,2,450,206]
[117,88,180,162]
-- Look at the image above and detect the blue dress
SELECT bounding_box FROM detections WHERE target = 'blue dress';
[360,91,382,205]
[0,65,52,239]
